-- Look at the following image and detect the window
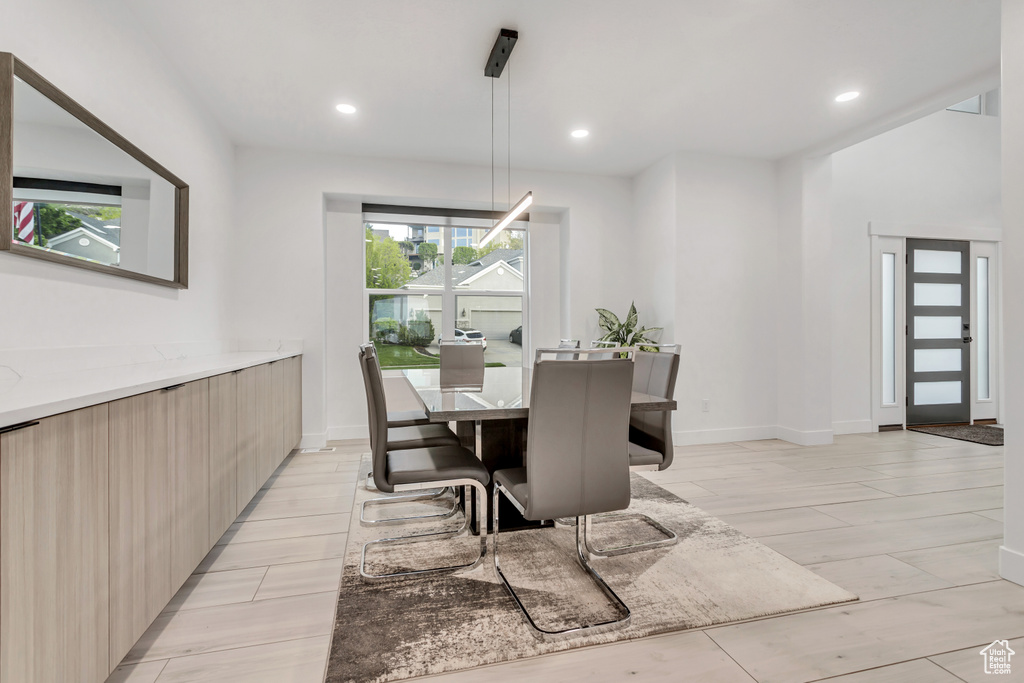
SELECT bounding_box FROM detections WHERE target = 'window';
[881,252,896,405]
[978,256,990,400]
[364,215,528,369]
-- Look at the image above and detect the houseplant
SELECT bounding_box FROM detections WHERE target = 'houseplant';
[595,302,662,351]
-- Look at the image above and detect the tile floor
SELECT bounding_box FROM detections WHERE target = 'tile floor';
[107,429,1022,683]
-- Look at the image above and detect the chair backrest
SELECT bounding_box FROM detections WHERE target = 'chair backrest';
[587,339,618,360]
[360,344,395,492]
[524,356,634,520]
[629,345,680,470]
[556,338,580,360]
[439,341,485,370]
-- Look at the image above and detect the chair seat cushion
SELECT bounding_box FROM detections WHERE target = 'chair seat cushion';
[386,424,460,450]
[629,440,665,467]
[493,467,529,510]
[386,409,430,428]
[386,446,489,486]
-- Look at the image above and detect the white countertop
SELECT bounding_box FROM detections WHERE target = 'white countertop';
[0,348,301,429]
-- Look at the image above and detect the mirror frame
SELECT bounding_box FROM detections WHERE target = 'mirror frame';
[0,52,189,288]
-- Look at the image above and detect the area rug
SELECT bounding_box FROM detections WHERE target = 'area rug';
[325,455,857,683]
[909,424,1004,446]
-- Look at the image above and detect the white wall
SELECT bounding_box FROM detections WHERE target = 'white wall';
[830,109,1001,432]
[1000,0,1024,587]
[231,147,632,443]
[0,0,236,349]
[674,153,781,444]
[632,153,780,445]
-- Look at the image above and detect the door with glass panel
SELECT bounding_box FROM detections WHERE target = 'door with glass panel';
[906,239,971,425]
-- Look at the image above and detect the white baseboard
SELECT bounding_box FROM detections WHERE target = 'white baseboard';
[832,420,873,435]
[299,431,328,449]
[673,425,778,446]
[776,426,834,446]
[326,425,368,442]
[1000,545,1024,586]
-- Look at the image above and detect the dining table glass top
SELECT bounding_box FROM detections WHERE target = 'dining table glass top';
[402,365,676,421]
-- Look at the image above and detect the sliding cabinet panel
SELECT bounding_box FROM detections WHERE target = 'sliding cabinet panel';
[0,406,110,683]
[208,373,237,544]
[254,362,275,486]
[235,366,259,513]
[169,379,210,589]
[289,356,303,449]
[271,360,288,470]
[108,390,172,667]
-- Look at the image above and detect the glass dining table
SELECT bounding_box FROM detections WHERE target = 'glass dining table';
[401,365,677,531]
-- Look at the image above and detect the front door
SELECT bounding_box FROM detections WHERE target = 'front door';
[906,239,972,425]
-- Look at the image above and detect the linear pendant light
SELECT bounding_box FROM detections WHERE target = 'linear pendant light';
[481,28,532,249]
[479,191,532,247]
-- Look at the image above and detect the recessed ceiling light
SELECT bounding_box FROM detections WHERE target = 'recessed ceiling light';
[571,129,589,138]
[835,91,860,103]
[335,103,357,114]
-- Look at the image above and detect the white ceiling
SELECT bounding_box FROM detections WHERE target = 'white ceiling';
[124,0,1000,176]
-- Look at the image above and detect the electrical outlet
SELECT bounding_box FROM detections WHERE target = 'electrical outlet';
[701,399,710,412]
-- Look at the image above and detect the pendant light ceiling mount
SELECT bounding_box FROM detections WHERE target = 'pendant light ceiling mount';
[484,29,518,78]
[479,27,531,249]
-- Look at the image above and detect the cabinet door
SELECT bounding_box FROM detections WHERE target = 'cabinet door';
[271,360,288,470]
[169,379,210,589]
[255,362,275,486]
[209,373,238,543]
[1,406,110,683]
[289,356,303,450]
[235,366,259,513]
[109,390,172,666]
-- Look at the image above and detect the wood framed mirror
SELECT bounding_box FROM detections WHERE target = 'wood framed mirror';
[0,53,189,288]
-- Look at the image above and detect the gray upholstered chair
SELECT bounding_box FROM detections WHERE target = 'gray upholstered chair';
[583,344,680,556]
[555,338,580,360]
[358,345,459,521]
[359,346,490,581]
[439,340,485,389]
[493,349,635,639]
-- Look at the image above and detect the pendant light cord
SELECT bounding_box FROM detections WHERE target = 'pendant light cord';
[491,77,494,215]
[507,61,511,210]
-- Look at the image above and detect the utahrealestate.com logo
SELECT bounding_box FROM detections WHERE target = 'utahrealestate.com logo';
[980,640,1015,675]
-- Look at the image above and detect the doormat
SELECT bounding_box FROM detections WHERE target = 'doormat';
[909,424,1003,446]
[324,454,858,683]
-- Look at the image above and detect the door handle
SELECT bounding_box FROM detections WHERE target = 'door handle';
[963,336,974,344]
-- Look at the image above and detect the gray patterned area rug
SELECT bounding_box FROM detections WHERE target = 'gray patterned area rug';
[326,455,857,683]
[909,424,1004,446]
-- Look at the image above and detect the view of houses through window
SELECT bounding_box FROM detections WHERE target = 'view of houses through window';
[365,220,526,369]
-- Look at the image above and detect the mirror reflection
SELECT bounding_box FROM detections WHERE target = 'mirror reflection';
[11,73,179,282]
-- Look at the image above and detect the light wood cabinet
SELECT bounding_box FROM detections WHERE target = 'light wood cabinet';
[1,354,300,682]
[0,406,110,683]
[108,389,173,667]
[209,372,238,541]
[169,380,210,588]
[235,366,259,515]
[255,362,275,484]
[287,355,303,449]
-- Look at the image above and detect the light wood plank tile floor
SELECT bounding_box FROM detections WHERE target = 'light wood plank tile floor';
[107,432,1022,683]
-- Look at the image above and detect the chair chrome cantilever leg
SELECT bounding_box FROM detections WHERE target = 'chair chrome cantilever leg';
[492,483,631,641]
[359,484,462,526]
[359,479,488,582]
[555,465,678,556]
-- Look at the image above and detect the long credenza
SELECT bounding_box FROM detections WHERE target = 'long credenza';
[0,354,302,683]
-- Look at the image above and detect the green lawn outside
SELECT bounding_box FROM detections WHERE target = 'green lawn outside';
[376,344,504,369]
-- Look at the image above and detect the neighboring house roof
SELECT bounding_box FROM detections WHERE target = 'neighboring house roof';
[47,225,120,252]
[404,249,523,289]
[67,211,121,247]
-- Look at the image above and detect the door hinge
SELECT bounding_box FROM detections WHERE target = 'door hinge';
[906,396,909,407]
[905,325,908,336]
[905,254,909,264]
